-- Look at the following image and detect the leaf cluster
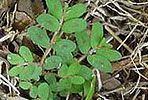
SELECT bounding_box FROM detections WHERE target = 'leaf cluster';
[7,0,122,99]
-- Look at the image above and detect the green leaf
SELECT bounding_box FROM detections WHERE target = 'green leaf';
[78,65,93,80]
[30,66,42,80]
[7,53,24,65]
[96,48,122,61]
[65,3,87,20]
[54,39,76,52]
[45,0,63,20]
[83,81,91,96]
[85,76,96,100]
[58,78,71,91]
[44,74,56,85]
[59,90,69,97]
[71,76,85,85]
[75,31,91,54]
[99,38,113,48]
[19,81,32,90]
[87,54,112,73]
[38,83,49,100]
[37,13,60,32]
[58,64,68,78]
[67,63,81,76]
[19,65,34,80]
[19,46,33,62]
[70,84,83,93]
[30,86,38,98]
[49,83,58,92]
[56,51,74,64]
[62,18,87,33]
[44,56,62,70]
[8,66,23,77]
[91,22,103,48]
[27,26,50,48]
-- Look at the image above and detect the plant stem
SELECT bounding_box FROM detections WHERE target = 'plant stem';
[40,17,64,66]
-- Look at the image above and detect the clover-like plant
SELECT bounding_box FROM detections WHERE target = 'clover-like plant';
[7,0,122,99]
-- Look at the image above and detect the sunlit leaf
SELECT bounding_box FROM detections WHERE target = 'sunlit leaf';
[27,26,50,48]
[62,18,87,33]
[37,13,60,32]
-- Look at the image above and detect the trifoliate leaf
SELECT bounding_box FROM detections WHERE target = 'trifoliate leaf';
[27,26,50,48]
[91,22,103,48]
[62,18,87,33]
[19,81,32,90]
[87,54,112,73]
[96,48,122,61]
[67,63,81,76]
[54,39,76,52]
[8,66,23,77]
[65,3,87,20]
[58,64,68,78]
[75,31,91,54]
[71,76,85,85]
[38,83,49,100]
[78,65,93,80]
[7,53,24,65]
[19,46,33,62]
[44,74,57,85]
[45,0,63,20]
[30,86,38,98]
[44,56,62,70]
[37,13,60,32]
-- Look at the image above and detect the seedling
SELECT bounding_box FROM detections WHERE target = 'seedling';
[7,0,122,99]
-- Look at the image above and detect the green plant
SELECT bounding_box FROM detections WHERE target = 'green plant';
[7,0,122,99]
